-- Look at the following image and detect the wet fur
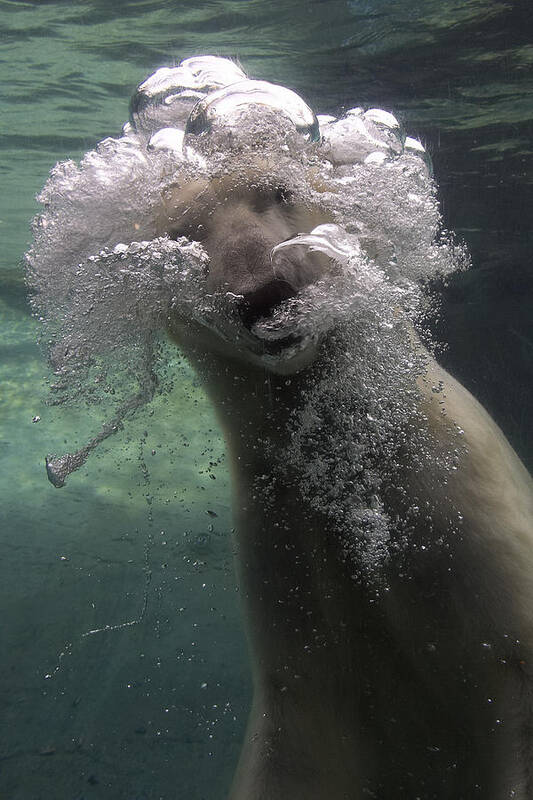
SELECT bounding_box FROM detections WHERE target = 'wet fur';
[166,178,533,799]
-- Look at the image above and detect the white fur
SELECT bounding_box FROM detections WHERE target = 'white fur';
[167,185,533,800]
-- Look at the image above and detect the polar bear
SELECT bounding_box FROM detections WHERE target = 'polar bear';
[28,59,533,799]
[163,173,533,800]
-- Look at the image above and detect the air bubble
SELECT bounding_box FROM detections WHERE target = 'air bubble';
[185,79,320,143]
[321,108,403,166]
[130,56,247,135]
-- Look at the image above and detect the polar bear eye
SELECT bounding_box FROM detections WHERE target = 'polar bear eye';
[185,79,320,144]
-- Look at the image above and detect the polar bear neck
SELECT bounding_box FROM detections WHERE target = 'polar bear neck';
[170,305,533,799]
[170,314,445,568]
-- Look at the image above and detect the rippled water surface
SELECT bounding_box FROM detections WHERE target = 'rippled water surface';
[1,1,532,798]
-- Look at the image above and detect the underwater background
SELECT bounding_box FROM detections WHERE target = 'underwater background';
[1,1,532,798]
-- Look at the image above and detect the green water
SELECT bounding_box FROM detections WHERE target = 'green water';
[2,1,532,798]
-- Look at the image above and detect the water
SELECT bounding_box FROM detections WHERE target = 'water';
[2,2,532,798]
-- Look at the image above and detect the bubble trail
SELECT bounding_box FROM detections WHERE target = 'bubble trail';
[45,390,148,487]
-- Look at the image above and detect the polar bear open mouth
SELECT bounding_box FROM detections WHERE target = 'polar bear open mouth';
[26,55,467,484]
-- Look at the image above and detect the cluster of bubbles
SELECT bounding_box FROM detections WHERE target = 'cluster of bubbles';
[26,55,468,494]
[278,315,465,575]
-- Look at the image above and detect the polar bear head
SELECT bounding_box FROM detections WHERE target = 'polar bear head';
[27,56,466,483]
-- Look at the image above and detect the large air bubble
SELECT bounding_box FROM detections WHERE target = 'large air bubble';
[186,79,320,143]
[130,55,247,135]
[272,223,359,267]
[320,107,403,165]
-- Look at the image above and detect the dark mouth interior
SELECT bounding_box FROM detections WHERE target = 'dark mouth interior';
[239,278,298,329]
[238,279,303,356]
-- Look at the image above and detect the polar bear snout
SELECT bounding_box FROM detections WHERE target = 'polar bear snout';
[201,196,330,325]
